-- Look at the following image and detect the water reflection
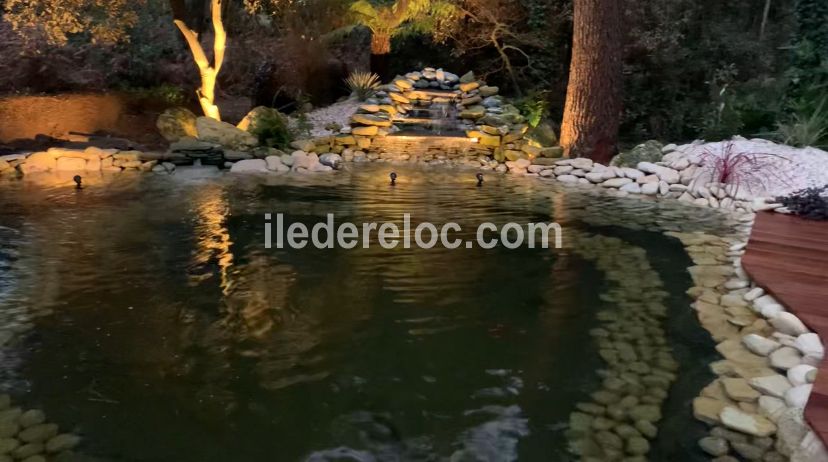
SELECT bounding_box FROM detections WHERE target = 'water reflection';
[0,165,729,461]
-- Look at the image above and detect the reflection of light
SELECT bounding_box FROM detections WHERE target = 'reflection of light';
[469,138,479,143]
[191,185,234,295]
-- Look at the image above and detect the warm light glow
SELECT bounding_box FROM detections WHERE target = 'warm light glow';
[191,186,234,295]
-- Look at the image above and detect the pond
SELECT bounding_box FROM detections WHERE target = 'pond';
[0,164,730,461]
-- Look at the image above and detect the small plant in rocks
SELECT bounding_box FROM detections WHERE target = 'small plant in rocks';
[776,185,828,220]
[696,141,790,196]
[345,71,381,101]
[325,122,343,134]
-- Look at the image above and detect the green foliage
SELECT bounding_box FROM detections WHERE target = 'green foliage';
[289,93,315,138]
[773,96,828,148]
[698,65,744,141]
[517,92,549,128]
[251,110,293,149]
[324,122,343,133]
[345,71,381,100]
[3,0,144,45]
[795,0,828,56]
[120,84,186,105]
[348,0,455,44]
[621,0,798,142]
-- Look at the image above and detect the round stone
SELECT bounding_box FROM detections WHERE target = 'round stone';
[626,436,650,455]
[699,436,729,456]
[18,411,45,429]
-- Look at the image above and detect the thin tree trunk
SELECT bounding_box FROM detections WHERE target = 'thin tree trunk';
[760,0,772,40]
[559,0,623,164]
[174,0,226,120]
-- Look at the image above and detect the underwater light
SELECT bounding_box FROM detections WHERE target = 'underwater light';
[390,172,397,186]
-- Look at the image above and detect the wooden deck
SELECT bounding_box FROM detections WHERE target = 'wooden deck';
[741,211,828,443]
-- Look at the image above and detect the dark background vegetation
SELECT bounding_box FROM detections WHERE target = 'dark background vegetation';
[0,0,826,145]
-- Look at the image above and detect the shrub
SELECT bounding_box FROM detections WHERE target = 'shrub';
[696,142,790,195]
[345,71,380,101]
[772,96,828,148]
[776,185,828,220]
[517,92,549,128]
[250,109,293,149]
[120,84,186,106]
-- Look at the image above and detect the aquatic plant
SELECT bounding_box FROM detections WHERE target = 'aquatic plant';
[345,71,381,101]
[697,141,790,195]
[776,185,828,220]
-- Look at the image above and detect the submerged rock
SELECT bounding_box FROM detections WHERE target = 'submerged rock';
[719,407,777,437]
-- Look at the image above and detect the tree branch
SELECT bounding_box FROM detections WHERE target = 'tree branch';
[211,0,226,73]
[174,19,209,70]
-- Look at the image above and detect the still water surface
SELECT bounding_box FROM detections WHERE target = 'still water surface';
[0,164,728,461]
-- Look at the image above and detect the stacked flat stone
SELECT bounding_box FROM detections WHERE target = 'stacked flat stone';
[346,68,562,163]
[0,147,171,175]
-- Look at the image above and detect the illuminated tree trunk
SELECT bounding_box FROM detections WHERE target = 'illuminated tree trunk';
[174,0,226,121]
[370,32,392,80]
[370,33,392,54]
[559,0,623,164]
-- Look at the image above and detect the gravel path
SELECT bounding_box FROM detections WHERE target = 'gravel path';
[289,99,361,138]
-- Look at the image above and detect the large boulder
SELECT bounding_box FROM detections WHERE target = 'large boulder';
[319,153,343,169]
[611,140,664,168]
[55,157,87,171]
[237,106,283,132]
[18,152,56,174]
[156,108,198,142]
[196,117,258,151]
[229,159,269,173]
[524,121,558,147]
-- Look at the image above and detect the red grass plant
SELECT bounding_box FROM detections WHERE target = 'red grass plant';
[697,141,791,196]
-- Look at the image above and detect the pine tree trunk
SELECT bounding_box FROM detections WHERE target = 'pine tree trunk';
[370,33,392,81]
[559,0,623,164]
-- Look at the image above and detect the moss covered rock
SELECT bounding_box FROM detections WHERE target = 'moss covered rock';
[611,140,664,168]
[156,107,198,142]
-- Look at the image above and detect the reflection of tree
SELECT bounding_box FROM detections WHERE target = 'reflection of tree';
[189,184,234,295]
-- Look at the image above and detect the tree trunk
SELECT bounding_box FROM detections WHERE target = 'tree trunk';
[559,0,623,164]
[370,33,392,80]
[370,32,392,55]
[173,0,226,121]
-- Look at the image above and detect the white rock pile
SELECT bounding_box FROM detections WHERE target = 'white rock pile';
[511,138,828,218]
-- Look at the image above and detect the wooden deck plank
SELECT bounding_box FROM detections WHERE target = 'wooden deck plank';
[741,211,828,444]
